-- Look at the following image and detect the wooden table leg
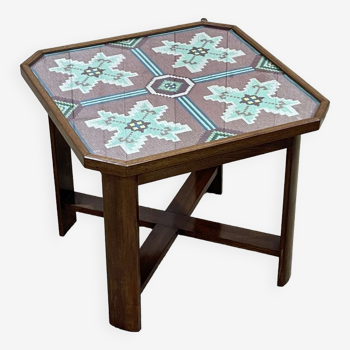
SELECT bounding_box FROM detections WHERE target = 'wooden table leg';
[49,117,76,236]
[278,136,301,286]
[102,174,141,332]
[207,164,223,195]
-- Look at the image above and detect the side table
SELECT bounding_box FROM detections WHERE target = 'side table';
[21,19,329,331]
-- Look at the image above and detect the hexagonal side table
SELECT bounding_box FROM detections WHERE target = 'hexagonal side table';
[21,20,329,332]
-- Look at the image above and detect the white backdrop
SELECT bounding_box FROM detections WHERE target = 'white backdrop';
[1,1,349,349]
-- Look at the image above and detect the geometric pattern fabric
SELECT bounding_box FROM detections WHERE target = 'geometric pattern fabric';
[30,26,319,161]
[205,78,300,124]
[49,52,138,93]
[86,100,191,154]
[152,32,245,73]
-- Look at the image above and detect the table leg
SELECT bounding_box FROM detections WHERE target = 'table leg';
[207,165,223,195]
[278,136,301,286]
[102,174,141,331]
[48,117,76,236]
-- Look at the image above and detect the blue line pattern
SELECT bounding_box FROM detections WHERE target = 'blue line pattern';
[193,67,254,83]
[177,96,217,130]
[81,89,148,107]
[29,25,320,160]
[284,74,320,105]
[31,67,53,96]
[69,121,93,153]
[131,48,163,76]
[229,30,260,55]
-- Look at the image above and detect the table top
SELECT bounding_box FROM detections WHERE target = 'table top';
[22,21,329,176]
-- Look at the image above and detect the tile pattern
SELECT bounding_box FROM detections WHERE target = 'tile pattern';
[205,78,300,124]
[152,32,245,73]
[30,26,319,161]
[86,100,191,154]
[49,52,138,93]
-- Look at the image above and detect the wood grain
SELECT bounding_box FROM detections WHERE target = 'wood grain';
[141,207,280,256]
[63,191,280,255]
[278,136,301,286]
[139,167,218,291]
[102,175,141,331]
[138,138,289,184]
[207,164,223,195]
[21,21,331,331]
[49,117,76,236]
[84,116,321,177]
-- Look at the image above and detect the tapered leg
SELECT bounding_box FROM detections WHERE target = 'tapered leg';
[207,165,223,195]
[102,174,141,332]
[49,117,76,236]
[278,136,301,286]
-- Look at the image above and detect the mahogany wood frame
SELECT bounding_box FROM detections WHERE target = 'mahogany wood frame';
[22,20,329,332]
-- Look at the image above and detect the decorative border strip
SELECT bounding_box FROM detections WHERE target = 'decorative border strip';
[193,66,255,83]
[31,67,53,96]
[229,29,260,55]
[131,48,163,76]
[69,121,93,153]
[177,96,217,130]
[80,89,148,107]
[284,74,320,105]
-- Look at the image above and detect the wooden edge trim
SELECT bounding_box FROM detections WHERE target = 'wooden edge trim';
[22,50,44,66]
[40,21,204,55]
[83,119,318,176]
[232,25,329,104]
[317,100,330,127]
[23,21,235,62]
[139,138,290,185]
[20,64,89,164]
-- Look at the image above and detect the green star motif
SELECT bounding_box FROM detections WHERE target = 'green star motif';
[85,100,191,154]
[204,78,300,124]
[49,52,138,94]
[153,32,245,73]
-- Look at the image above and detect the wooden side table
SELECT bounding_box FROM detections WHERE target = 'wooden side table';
[21,20,329,332]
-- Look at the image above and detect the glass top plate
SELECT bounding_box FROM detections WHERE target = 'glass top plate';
[30,25,319,161]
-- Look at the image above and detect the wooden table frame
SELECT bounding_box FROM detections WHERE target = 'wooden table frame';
[22,20,329,332]
[50,117,299,331]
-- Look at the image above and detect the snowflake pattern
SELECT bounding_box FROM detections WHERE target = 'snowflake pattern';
[153,32,245,73]
[85,100,191,154]
[205,78,300,124]
[49,52,138,94]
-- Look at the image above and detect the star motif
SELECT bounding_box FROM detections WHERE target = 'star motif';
[49,52,138,93]
[204,78,300,124]
[85,100,191,154]
[153,32,245,73]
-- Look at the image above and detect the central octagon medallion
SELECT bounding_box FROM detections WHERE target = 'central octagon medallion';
[146,75,194,98]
